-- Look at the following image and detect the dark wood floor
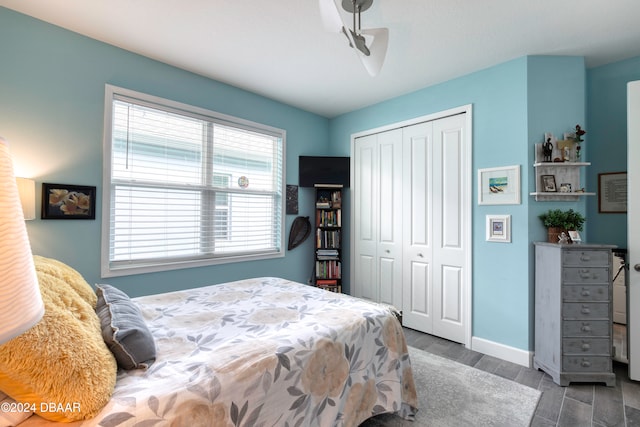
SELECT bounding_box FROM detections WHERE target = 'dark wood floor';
[402,327,640,427]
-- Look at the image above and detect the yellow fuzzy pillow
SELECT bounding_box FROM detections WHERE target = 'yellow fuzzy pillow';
[0,256,117,422]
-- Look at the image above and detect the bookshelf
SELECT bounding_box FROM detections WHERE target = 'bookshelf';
[314,184,343,293]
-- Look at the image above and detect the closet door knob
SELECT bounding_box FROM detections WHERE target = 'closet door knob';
[635,264,640,272]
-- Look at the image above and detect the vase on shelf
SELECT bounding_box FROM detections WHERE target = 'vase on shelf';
[575,144,581,161]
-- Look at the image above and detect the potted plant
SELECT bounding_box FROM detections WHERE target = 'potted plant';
[539,209,585,243]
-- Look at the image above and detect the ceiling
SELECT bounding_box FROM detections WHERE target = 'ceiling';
[2,0,640,118]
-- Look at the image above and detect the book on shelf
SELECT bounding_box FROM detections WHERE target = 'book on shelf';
[314,184,343,188]
[317,249,339,256]
[316,210,341,227]
[315,260,341,279]
[316,279,338,286]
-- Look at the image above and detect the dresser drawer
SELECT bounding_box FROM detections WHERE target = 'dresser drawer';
[563,267,610,284]
[562,356,612,372]
[563,250,610,267]
[563,285,609,302]
[563,320,610,337]
[563,302,609,320]
[563,337,611,355]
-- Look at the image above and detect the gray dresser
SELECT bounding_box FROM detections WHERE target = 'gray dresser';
[533,242,616,386]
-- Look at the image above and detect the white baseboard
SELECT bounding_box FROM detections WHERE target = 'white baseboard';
[471,336,533,368]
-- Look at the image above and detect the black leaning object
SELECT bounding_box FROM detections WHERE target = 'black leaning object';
[288,216,311,250]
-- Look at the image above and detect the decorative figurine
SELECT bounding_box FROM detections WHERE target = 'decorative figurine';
[558,232,569,244]
[543,138,553,162]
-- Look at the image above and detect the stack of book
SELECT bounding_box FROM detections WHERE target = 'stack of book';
[316,249,339,260]
[315,279,342,293]
[316,210,342,227]
[315,260,341,279]
[316,230,340,248]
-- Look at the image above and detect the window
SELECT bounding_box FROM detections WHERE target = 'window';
[101,85,285,277]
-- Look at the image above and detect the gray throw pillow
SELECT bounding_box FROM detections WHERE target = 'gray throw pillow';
[95,284,156,370]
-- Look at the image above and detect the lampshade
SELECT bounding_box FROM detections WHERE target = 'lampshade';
[357,27,388,76]
[16,177,36,220]
[319,0,343,32]
[0,137,44,344]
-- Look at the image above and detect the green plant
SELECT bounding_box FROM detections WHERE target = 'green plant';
[539,209,585,231]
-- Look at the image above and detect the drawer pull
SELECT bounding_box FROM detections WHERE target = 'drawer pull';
[580,270,592,279]
[580,253,591,262]
[581,305,591,315]
[581,324,592,333]
[580,289,591,297]
[581,359,592,368]
[581,343,591,351]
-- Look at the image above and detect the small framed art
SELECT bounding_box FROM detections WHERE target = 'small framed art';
[568,230,582,243]
[598,172,627,213]
[541,175,557,192]
[477,165,521,205]
[486,214,511,243]
[41,183,96,219]
[286,184,299,215]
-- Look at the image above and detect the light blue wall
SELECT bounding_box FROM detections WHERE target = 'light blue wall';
[586,56,640,248]
[3,6,634,353]
[329,56,588,351]
[330,58,531,349]
[0,7,328,297]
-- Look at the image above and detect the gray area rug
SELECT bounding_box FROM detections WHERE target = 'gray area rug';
[361,346,541,426]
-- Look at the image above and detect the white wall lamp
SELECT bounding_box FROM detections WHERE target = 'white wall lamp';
[16,177,36,221]
[0,137,44,344]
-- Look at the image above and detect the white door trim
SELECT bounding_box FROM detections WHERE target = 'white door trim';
[627,81,639,380]
[349,104,473,348]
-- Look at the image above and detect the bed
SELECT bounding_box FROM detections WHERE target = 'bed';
[1,260,417,427]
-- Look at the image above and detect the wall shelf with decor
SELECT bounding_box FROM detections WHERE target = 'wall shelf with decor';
[313,184,343,293]
[530,143,596,201]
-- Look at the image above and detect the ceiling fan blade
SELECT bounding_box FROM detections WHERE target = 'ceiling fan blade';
[319,0,344,33]
[357,27,388,76]
[349,29,370,56]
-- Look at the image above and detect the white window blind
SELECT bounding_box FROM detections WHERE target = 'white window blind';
[101,85,284,277]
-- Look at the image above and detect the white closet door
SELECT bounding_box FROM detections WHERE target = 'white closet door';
[353,133,378,302]
[401,114,467,344]
[401,122,435,332]
[432,114,467,343]
[353,109,470,346]
[377,129,404,308]
[352,129,403,305]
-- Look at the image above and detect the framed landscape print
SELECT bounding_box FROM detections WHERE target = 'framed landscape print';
[478,165,521,205]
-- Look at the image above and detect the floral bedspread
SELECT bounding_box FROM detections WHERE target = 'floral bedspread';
[21,277,418,426]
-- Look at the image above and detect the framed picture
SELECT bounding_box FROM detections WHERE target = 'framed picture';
[486,214,511,243]
[477,165,521,205]
[568,230,582,243]
[41,183,96,219]
[598,172,627,213]
[559,183,572,193]
[286,184,298,215]
[541,175,557,192]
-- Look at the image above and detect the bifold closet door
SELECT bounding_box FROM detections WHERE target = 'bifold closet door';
[402,114,467,344]
[352,128,403,308]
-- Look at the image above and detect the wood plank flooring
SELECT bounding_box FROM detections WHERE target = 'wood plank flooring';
[402,327,640,426]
